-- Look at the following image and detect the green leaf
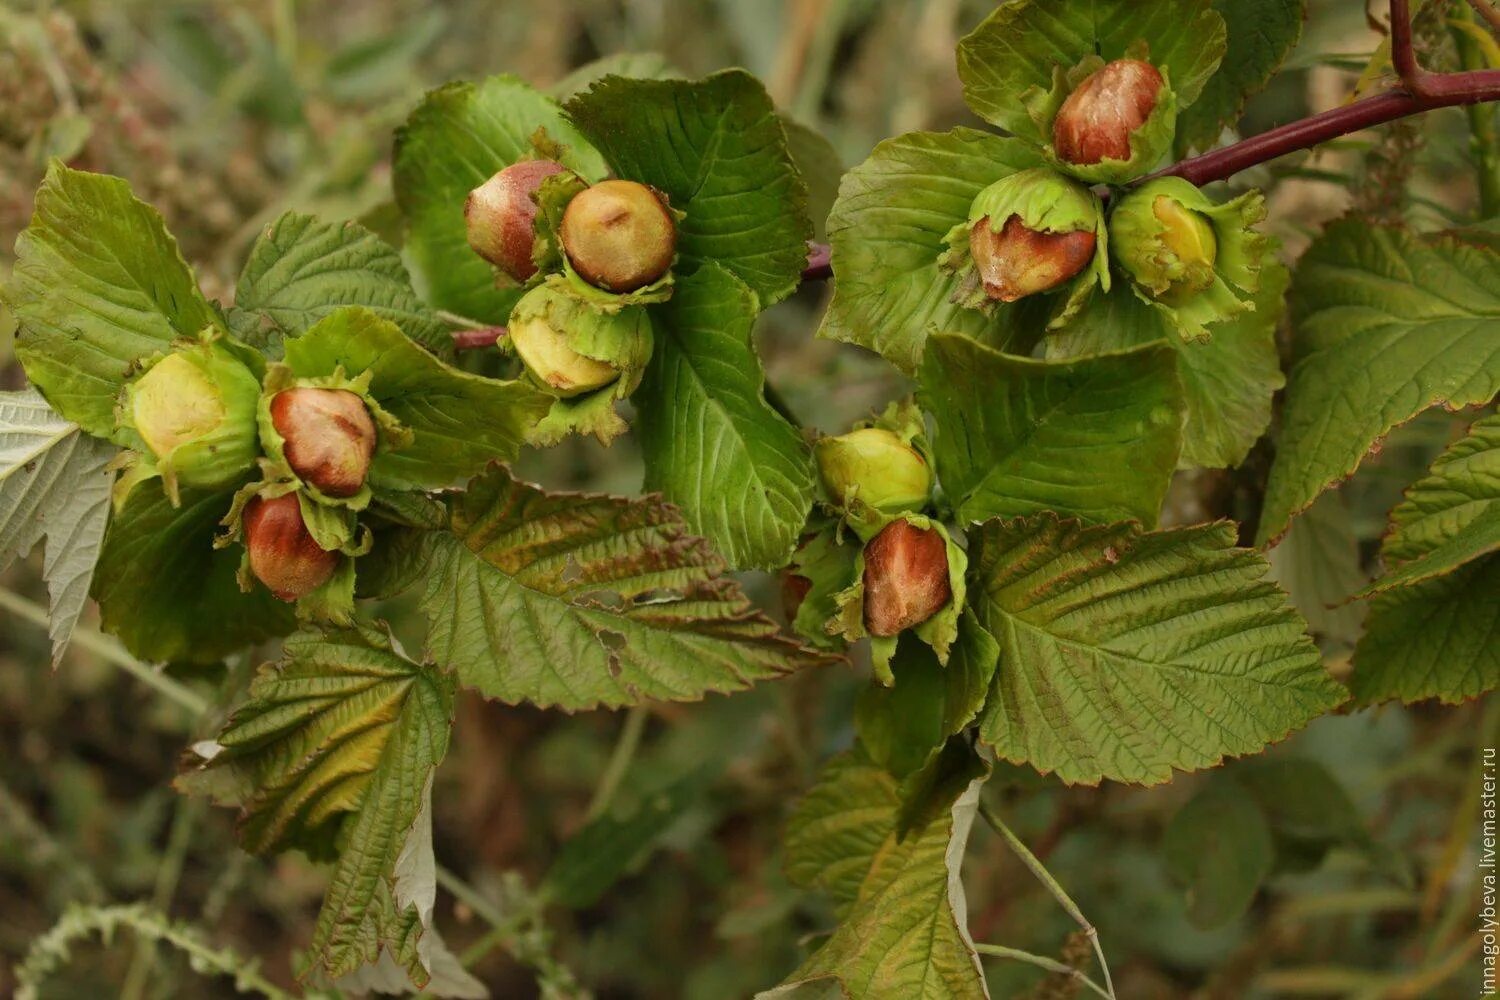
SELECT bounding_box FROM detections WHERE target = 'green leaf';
[0,388,115,666]
[281,307,552,491]
[969,515,1346,786]
[763,747,990,999]
[1258,221,1500,545]
[7,163,221,436]
[780,749,901,911]
[1164,781,1273,929]
[393,76,609,324]
[919,333,1184,527]
[1364,413,1500,593]
[786,526,861,651]
[417,466,829,710]
[1048,255,1288,471]
[563,70,812,307]
[855,623,999,778]
[323,10,447,103]
[182,626,468,992]
[1177,0,1307,153]
[957,0,1226,142]
[635,265,815,570]
[817,129,1047,374]
[1352,560,1500,704]
[232,211,450,357]
[92,482,294,665]
[1350,422,1500,704]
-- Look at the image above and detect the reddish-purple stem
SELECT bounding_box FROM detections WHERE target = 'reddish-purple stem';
[1159,74,1500,187]
[1390,0,1427,95]
[802,240,832,281]
[1149,0,1500,186]
[452,326,506,350]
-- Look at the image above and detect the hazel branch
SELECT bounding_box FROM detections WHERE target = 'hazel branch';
[1389,0,1429,97]
[1157,0,1500,189]
[452,325,506,351]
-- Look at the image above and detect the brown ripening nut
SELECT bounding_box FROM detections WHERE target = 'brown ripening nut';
[270,388,377,498]
[243,494,340,602]
[465,160,569,281]
[970,215,1097,302]
[560,180,676,292]
[862,520,952,637]
[1052,59,1164,166]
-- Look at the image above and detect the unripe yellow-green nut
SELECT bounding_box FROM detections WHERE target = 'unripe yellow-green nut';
[560,180,676,292]
[510,321,618,397]
[1112,181,1222,301]
[507,287,625,397]
[815,427,932,513]
[124,342,260,490]
[1153,196,1218,282]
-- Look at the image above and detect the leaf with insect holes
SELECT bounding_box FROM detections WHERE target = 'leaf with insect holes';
[7,162,223,437]
[231,211,450,357]
[414,465,830,711]
[179,626,478,996]
[760,744,990,1000]
[0,388,114,666]
[1259,221,1500,545]
[968,515,1346,786]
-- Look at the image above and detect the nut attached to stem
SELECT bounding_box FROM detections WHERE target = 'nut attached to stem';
[1152,196,1218,280]
[816,427,933,513]
[970,215,1097,303]
[465,159,569,282]
[509,315,621,397]
[862,520,952,637]
[123,342,262,494]
[560,180,676,292]
[270,388,378,498]
[243,493,340,602]
[1053,59,1165,166]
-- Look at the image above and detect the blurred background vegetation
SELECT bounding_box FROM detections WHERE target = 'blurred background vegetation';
[0,1,1494,997]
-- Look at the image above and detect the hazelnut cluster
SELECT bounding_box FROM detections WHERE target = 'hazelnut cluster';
[790,415,962,663]
[944,54,1257,333]
[121,340,385,607]
[464,158,676,408]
